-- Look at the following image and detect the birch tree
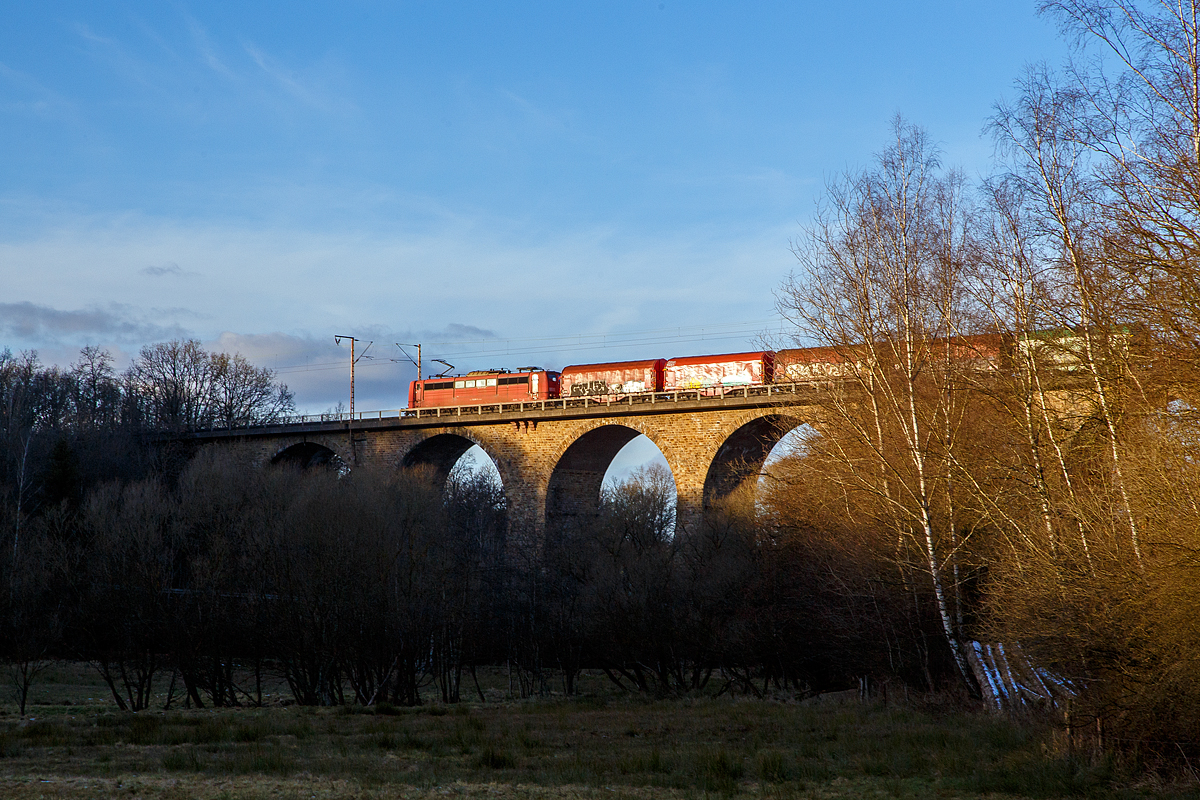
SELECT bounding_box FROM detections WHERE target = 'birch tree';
[779,117,981,695]
[990,63,1144,568]
[975,175,1096,571]
[1044,0,1200,385]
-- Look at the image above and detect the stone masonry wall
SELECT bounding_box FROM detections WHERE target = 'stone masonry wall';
[201,403,821,541]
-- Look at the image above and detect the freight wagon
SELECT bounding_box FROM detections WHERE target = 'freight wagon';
[774,335,1006,383]
[774,347,860,382]
[560,359,666,398]
[404,335,1023,410]
[407,352,779,409]
[403,345,917,409]
[663,351,774,392]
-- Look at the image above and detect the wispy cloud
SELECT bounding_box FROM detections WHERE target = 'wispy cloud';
[0,301,189,345]
[140,262,198,277]
[72,22,116,47]
[185,15,237,80]
[0,61,79,122]
[73,22,157,89]
[440,323,497,340]
[208,330,411,412]
[243,42,355,115]
[0,210,790,392]
[499,88,577,138]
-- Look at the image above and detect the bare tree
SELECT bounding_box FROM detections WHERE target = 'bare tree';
[0,351,42,570]
[210,351,294,428]
[974,175,1095,571]
[128,340,214,430]
[989,63,1145,568]
[779,117,981,695]
[1044,1,1200,379]
[126,340,293,430]
[69,346,122,431]
[76,479,178,711]
[756,435,962,693]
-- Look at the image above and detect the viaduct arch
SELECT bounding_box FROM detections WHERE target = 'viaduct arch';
[196,395,823,541]
[271,441,343,470]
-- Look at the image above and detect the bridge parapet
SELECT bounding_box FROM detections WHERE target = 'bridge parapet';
[185,381,832,439]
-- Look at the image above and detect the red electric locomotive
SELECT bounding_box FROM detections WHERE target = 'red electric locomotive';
[408,369,560,408]
[560,359,666,398]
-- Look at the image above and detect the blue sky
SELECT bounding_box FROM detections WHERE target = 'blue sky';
[1,1,1069,419]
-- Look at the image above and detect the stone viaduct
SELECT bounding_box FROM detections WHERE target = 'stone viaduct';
[185,384,827,541]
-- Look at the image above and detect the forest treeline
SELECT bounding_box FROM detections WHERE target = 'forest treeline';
[5,0,1200,769]
[0,337,294,515]
[0,438,963,710]
[0,331,951,714]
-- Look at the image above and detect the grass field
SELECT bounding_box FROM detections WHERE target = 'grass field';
[0,664,1193,799]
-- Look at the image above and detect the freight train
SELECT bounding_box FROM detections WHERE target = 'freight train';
[405,336,1004,409]
[407,349,798,408]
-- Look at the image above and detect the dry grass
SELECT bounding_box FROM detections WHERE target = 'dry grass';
[0,666,1191,799]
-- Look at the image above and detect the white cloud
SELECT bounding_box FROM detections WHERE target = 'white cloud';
[206,330,405,413]
[206,325,509,414]
[74,22,158,89]
[242,42,356,117]
[1,210,794,410]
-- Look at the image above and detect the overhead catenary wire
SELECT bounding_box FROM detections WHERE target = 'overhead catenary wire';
[267,318,788,376]
[428,330,776,359]
[419,318,781,348]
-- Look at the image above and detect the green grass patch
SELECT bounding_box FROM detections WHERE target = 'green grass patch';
[161,746,204,772]
[0,680,1168,798]
[756,749,787,783]
[224,744,298,775]
[474,745,516,769]
[694,748,745,795]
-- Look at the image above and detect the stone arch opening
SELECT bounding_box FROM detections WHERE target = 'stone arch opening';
[755,423,818,508]
[400,433,506,497]
[703,414,805,508]
[761,424,816,472]
[547,425,676,535]
[270,441,344,470]
[602,435,675,494]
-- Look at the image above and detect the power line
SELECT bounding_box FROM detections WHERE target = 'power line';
[421,318,781,348]
[266,318,788,375]
[431,331,773,360]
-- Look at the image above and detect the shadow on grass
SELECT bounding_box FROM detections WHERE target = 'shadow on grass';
[0,697,1188,797]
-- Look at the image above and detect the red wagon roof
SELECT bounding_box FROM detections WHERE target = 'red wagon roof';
[665,351,772,365]
[561,359,665,373]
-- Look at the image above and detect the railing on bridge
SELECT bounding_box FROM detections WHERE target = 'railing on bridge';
[193,380,828,434]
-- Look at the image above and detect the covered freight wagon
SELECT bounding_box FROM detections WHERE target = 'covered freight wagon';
[560,359,665,398]
[775,346,861,382]
[775,334,1006,384]
[663,351,774,391]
